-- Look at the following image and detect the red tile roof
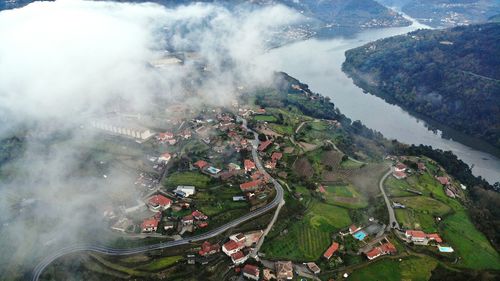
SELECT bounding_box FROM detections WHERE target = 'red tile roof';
[223,240,241,251]
[194,160,209,169]
[366,247,381,259]
[395,162,407,170]
[199,241,220,256]
[417,162,426,170]
[183,215,193,222]
[427,233,442,243]
[192,210,208,220]
[393,170,407,178]
[406,230,426,238]
[240,180,261,191]
[231,250,245,261]
[258,140,272,152]
[148,194,172,207]
[242,264,260,277]
[349,225,360,233]
[318,185,326,193]
[271,152,283,161]
[323,242,339,259]
[380,242,397,253]
[244,159,256,171]
[141,218,159,229]
[437,176,449,185]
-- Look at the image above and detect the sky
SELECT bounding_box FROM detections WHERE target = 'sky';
[0,0,303,278]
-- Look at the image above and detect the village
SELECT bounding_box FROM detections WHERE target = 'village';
[75,78,491,281]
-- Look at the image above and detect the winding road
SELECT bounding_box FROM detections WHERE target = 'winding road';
[379,167,399,230]
[31,118,284,281]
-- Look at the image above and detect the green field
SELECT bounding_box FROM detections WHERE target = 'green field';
[136,256,183,271]
[347,256,437,281]
[308,202,352,231]
[262,199,350,261]
[262,220,331,260]
[324,184,368,209]
[340,159,364,169]
[254,115,278,122]
[194,186,248,216]
[441,211,500,270]
[269,124,294,135]
[395,209,438,233]
[385,176,415,197]
[393,196,451,216]
[164,172,211,188]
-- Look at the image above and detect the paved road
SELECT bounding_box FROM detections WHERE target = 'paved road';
[379,167,399,229]
[31,118,284,281]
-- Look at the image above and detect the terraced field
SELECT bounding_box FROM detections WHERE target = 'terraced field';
[324,184,368,209]
[261,218,331,260]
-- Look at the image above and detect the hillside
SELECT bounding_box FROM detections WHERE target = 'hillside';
[343,23,500,149]
[378,0,500,27]
[277,0,410,28]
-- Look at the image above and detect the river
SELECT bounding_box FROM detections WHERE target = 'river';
[263,20,500,184]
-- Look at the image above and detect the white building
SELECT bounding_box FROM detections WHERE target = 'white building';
[174,186,195,197]
[91,120,154,141]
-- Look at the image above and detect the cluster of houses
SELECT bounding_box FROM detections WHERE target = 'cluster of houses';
[365,239,397,260]
[404,230,454,253]
[221,232,262,265]
[390,157,463,199]
[136,192,210,233]
[155,129,192,145]
[435,176,462,198]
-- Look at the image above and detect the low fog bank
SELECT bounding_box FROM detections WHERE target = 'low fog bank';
[0,0,303,277]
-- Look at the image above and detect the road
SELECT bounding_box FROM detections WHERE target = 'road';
[379,167,399,229]
[31,118,284,281]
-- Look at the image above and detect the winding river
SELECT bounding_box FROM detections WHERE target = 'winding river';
[264,20,500,184]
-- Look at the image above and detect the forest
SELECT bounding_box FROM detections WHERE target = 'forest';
[343,23,500,150]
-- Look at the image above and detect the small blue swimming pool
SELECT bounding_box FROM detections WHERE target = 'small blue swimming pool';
[353,231,367,240]
[438,246,454,253]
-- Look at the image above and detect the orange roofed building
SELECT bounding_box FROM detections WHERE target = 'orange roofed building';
[323,242,339,260]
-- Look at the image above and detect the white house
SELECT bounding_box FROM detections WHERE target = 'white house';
[175,186,195,197]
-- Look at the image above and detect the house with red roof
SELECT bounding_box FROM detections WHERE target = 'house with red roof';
[258,140,272,152]
[271,152,283,162]
[365,241,396,260]
[395,162,407,172]
[240,180,261,192]
[244,159,256,172]
[198,241,220,256]
[265,161,276,169]
[158,132,174,141]
[158,152,172,163]
[194,160,209,170]
[141,217,159,232]
[405,230,443,245]
[192,210,208,220]
[182,215,194,225]
[323,242,339,260]
[427,233,443,243]
[222,240,245,255]
[197,221,208,228]
[405,230,426,242]
[147,194,172,211]
[231,251,248,264]
[242,264,260,280]
[436,176,450,186]
[349,224,361,234]
[417,162,426,171]
[393,170,407,180]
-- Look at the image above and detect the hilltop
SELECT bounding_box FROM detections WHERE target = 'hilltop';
[343,23,500,150]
